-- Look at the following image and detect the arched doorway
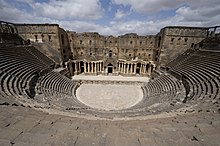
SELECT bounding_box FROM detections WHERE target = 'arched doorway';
[107,63,113,74]
[136,63,141,75]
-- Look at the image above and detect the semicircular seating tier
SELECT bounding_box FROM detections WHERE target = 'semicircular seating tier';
[0,44,55,102]
[165,42,220,102]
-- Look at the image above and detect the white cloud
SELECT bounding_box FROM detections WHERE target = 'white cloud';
[0,0,220,36]
[0,0,103,22]
[174,4,220,27]
[111,0,220,17]
[108,0,220,35]
[114,9,127,20]
[111,0,186,13]
[33,0,103,20]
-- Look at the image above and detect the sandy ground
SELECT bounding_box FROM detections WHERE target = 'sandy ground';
[72,74,149,82]
[76,84,143,110]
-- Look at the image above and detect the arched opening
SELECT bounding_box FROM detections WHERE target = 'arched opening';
[136,63,141,75]
[107,63,113,74]
[80,61,84,73]
[109,50,112,58]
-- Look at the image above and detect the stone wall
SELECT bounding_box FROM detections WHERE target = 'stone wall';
[66,31,157,76]
[14,22,209,76]
[156,26,208,66]
[0,21,23,45]
[15,24,71,66]
[58,27,72,62]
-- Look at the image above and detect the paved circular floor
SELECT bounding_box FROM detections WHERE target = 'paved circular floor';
[76,83,143,110]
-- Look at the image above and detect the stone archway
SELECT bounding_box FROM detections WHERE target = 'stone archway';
[107,63,113,74]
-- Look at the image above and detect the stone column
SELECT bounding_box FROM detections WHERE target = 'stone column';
[118,62,120,73]
[95,62,97,73]
[78,62,81,73]
[144,64,146,74]
[124,63,126,73]
[121,63,123,73]
[106,67,108,73]
[124,64,126,74]
[84,62,86,73]
[127,63,130,74]
[120,62,123,73]
[75,62,77,74]
[126,63,129,74]
[69,62,74,76]
[134,63,137,74]
[139,64,142,74]
[99,62,101,72]
[97,62,100,73]
[148,64,152,76]
[128,63,131,74]
[131,63,133,74]
[123,63,125,74]
[88,62,90,73]
[91,62,94,73]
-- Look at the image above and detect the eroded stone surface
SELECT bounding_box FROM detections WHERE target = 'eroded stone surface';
[0,104,220,146]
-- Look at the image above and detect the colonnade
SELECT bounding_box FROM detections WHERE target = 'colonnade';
[66,59,155,76]
[117,61,154,76]
[66,60,103,75]
[84,61,103,74]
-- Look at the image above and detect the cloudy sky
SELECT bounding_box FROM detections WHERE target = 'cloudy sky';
[0,0,220,35]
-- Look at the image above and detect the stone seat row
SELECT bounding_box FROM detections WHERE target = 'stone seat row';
[0,61,47,98]
[37,71,74,96]
[166,48,198,68]
[24,46,55,67]
[167,49,220,101]
[129,74,185,111]
[0,33,23,45]
[36,71,86,108]
[145,74,183,97]
[0,45,54,67]
[0,44,84,109]
[0,45,54,101]
[0,53,49,87]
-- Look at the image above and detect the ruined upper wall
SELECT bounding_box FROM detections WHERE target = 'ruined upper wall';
[16,24,59,33]
[157,26,209,66]
[0,21,18,34]
[13,22,212,67]
[164,26,208,37]
[67,31,156,62]
[15,24,71,65]
[0,21,24,45]
[15,24,60,44]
